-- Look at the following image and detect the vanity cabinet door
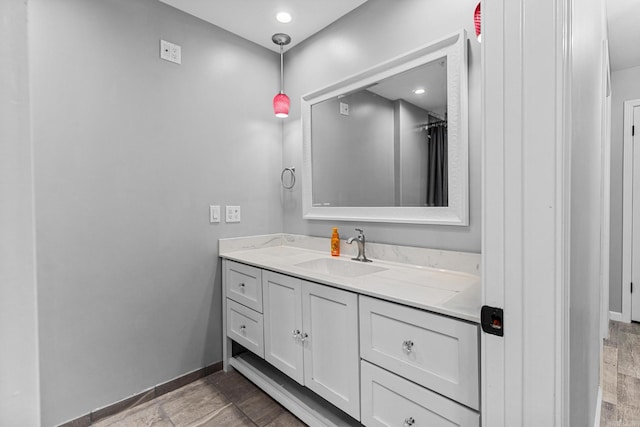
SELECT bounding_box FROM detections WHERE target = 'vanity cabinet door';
[262,271,304,384]
[302,281,360,420]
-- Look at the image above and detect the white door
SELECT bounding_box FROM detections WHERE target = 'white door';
[262,271,304,384]
[631,105,640,321]
[482,0,570,425]
[600,41,612,339]
[301,281,360,420]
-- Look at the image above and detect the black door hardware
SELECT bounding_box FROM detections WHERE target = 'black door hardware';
[481,305,504,337]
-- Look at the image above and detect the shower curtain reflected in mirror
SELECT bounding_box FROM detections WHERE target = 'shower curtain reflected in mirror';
[426,124,448,207]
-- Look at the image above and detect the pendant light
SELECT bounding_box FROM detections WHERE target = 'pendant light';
[272,33,291,118]
[474,2,482,42]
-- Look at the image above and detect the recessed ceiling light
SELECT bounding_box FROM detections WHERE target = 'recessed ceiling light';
[413,88,426,95]
[276,12,292,23]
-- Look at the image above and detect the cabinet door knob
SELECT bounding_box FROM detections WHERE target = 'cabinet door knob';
[404,417,415,426]
[239,325,246,334]
[300,332,309,342]
[238,282,245,288]
[402,340,414,353]
[292,329,301,338]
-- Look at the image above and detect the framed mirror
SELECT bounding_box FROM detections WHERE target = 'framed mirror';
[301,30,468,225]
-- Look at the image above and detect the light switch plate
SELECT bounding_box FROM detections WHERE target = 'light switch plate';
[225,206,241,223]
[209,205,220,223]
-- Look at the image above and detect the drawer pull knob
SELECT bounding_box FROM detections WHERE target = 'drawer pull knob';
[239,325,246,334]
[292,329,301,338]
[300,332,309,342]
[404,417,415,426]
[402,340,414,353]
[239,282,245,288]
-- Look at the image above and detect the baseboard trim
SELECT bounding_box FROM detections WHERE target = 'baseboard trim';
[609,311,623,322]
[58,361,223,427]
[594,386,602,427]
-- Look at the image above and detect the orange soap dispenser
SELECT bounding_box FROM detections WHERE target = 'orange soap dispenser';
[331,227,340,256]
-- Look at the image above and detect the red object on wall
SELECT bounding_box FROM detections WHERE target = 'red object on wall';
[273,92,290,118]
[474,2,482,42]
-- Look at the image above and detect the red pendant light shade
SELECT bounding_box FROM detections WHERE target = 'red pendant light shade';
[474,2,482,42]
[273,92,290,118]
[272,33,292,118]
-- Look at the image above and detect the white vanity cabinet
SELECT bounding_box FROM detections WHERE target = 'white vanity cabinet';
[222,253,480,427]
[262,270,360,420]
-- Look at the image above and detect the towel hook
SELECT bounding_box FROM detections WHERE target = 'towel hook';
[281,167,296,189]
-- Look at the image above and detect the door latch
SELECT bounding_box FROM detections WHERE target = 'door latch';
[481,306,504,337]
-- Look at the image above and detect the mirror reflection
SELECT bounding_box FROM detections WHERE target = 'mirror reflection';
[311,58,448,208]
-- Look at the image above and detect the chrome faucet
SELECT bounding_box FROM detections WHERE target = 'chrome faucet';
[346,228,372,262]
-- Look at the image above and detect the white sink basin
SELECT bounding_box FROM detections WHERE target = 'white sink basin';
[295,257,388,278]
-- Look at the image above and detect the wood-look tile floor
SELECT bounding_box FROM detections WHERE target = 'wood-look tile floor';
[601,320,640,427]
[91,370,307,427]
[84,321,640,427]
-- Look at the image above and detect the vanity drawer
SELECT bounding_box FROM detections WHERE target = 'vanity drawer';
[225,260,263,312]
[359,296,479,410]
[361,361,479,427]
[226,299,264,358]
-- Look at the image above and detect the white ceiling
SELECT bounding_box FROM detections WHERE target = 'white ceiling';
[158,0,368,53]
[607,0,640,71]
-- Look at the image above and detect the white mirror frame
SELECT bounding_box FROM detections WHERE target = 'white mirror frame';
[301,30,468,225]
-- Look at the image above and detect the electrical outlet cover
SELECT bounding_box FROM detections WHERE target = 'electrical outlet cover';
[225,206,241,223]
[160,40,181,64]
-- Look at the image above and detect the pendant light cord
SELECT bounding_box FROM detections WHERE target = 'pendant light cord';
[279,44,284,94]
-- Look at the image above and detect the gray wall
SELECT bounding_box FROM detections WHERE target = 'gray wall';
[29,0,282,425]
[0,1,41,425]
[282,0,481,252]
[570,0,607,425]
[397,100,429,206]
[311,91,394,206]
[609,65,640,312]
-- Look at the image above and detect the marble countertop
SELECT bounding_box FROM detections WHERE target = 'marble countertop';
[219,234,481,324]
